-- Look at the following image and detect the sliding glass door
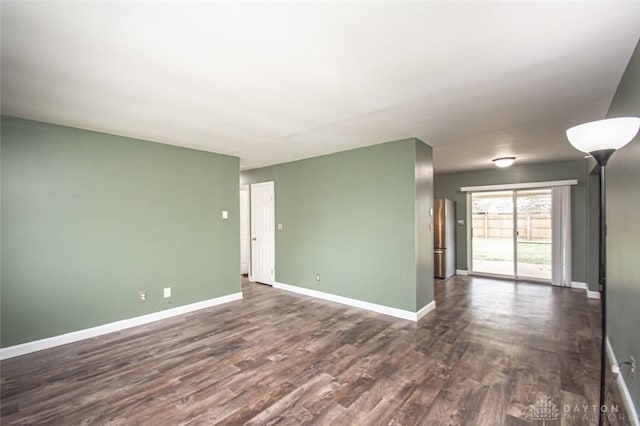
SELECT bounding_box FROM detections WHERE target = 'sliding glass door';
[516,189,552,280]
[470,188,552,281]
[471,191,515,276]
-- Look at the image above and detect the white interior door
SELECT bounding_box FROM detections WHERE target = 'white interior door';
[250,182,275,284]
[240,185,250,275]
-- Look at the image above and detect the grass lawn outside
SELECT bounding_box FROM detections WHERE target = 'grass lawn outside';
[472,238,551,265]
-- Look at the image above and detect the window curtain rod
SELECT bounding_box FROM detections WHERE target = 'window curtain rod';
[460,179,578,192]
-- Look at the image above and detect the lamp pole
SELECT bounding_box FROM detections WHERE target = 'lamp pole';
[590,149,615,426]
[565,117,639,426]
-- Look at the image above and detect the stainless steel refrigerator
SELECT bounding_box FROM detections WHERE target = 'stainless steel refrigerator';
[434,198,456,279]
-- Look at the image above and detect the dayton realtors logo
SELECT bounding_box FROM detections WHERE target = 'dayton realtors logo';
[563,403,626,423]
[526,397,560,425]
[526,396,628,424]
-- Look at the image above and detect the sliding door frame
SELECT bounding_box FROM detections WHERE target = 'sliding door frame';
[467,191,521,281]
[513,191,520,279]
[464,180,577,283]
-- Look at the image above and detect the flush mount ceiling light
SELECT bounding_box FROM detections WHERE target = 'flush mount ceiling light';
[492,157,516,168]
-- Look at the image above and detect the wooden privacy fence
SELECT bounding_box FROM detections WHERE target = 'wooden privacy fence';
[472,213,551,241]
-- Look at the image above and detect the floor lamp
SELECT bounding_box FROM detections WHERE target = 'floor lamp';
[566,116,640,426]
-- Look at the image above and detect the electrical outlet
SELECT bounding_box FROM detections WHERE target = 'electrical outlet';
[315,274,320,282]
[164,287,171,298]
[139,291,147,302]
[631,356,636,378]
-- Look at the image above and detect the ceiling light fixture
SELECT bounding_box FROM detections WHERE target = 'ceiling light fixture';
[565,116,640,426]
[492,157,516,168]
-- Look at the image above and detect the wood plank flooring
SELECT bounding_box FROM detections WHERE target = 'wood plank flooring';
[0,276,631,425]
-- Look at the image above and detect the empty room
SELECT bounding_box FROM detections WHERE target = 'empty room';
[1,2,639,425]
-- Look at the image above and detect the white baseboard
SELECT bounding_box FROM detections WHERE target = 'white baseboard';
[571,282,605,301]
[587,290,601,299]
[606,338,640,426]
[456,269,468,276]
[0,292,243,360]
[273,282,433,322]
[416,300,436,321]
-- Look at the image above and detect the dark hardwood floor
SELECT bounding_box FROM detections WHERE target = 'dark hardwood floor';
[0,276,631,425]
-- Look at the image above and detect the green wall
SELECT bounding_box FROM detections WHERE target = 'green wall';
[606,40,640,413]
[415,140,434,310]
[586,171,600,293]
[1,117,240,347]
[242,138,434,312]
[434,159,591,284]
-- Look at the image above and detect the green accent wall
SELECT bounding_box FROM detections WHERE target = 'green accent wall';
[1,117,240,348]
[242,138,434,313]
[415,140,434,310]
[606,39,640,413]
[586,170,600,293]
[434,159,591,284]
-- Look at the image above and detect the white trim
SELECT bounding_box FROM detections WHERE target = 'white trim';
[0,292,243,360]
[273,282,432,322]
[456,269,468,276]
[606,338,640,426]
[570,281,587,290]
[460,179,578,192]
[469,271,519,280]
[466,192,473,274]
[513,190,518,279]
[416,300,436,320]
[587,290,601,299]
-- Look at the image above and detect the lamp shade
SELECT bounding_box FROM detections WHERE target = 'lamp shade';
[566,117,640,153]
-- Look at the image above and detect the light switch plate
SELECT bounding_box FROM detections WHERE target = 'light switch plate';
[222,210,228,219]
[163,287,171,298]
[277,223,283,230]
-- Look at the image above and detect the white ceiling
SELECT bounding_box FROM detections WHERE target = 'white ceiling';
[2,2,639,172]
